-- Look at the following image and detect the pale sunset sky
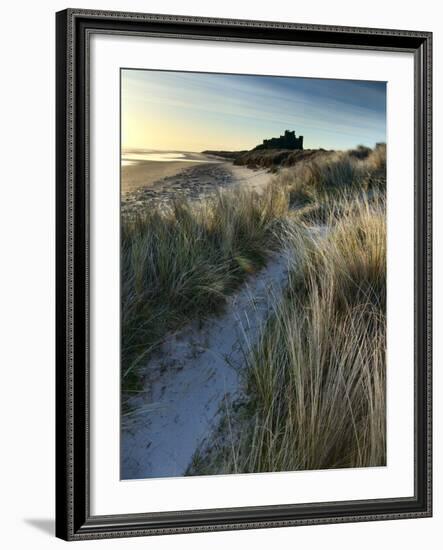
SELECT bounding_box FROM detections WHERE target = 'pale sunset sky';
[121,69,386,152]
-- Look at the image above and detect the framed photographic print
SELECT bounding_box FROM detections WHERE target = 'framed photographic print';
[55,8,432,541]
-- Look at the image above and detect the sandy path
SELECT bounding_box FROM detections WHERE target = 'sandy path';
[121,251,290,480]
[225,163,274,195]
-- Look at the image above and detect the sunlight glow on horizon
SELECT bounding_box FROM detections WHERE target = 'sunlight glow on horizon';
[121,69,386,152]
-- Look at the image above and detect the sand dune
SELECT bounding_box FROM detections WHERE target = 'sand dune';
[121,250,290,479]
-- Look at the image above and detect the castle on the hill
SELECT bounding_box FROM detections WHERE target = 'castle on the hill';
[255,130,303,150]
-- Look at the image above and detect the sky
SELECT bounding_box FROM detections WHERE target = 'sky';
[121,69,386,152]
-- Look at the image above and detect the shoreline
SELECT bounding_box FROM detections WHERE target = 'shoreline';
[122,159,214,195]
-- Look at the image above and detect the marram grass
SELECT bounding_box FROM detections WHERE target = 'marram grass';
[121,185,289,392]
[189,194,386,474]
[121,144,387,472]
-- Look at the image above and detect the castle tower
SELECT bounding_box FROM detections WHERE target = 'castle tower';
[256,130,303,150]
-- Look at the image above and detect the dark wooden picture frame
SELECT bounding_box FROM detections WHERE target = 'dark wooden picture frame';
[55,8,432,541]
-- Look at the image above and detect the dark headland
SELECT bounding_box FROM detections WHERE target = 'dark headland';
[203,129,331,170]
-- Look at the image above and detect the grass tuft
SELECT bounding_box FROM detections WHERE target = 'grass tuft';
[121,185,288,393]
[273,144,386,208]
[240,200,386,472]
[188,175,386,474]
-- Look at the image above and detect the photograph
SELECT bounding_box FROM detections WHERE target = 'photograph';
[120,69,388,481]
[53,6,432,541]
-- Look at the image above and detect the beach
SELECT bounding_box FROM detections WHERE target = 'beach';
[121,151,274,215]
[122,160,206,194]
[121,151,221,195]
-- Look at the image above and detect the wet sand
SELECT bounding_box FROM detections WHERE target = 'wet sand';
[122,160,209,195]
